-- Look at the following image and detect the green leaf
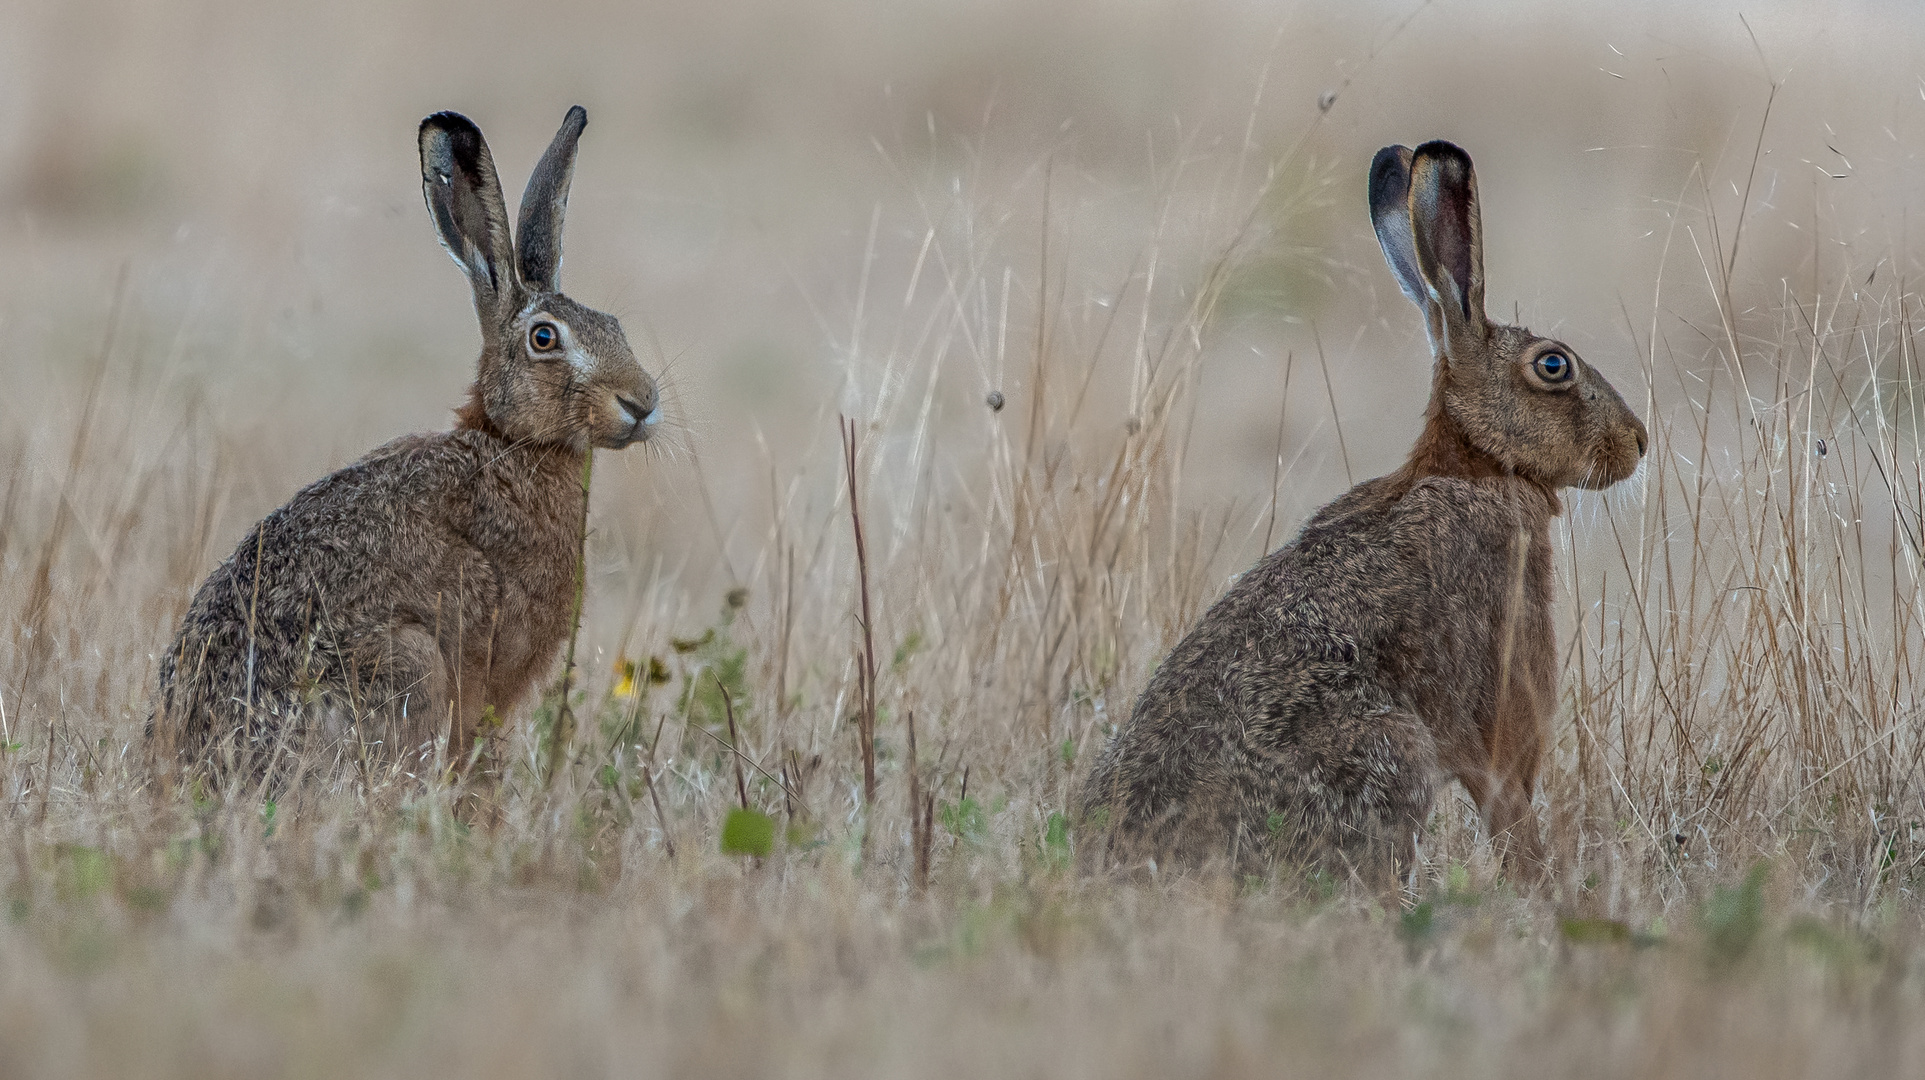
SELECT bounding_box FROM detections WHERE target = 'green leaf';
[125,885,171,913]
[1787,916,1881,967]
[1701,862,1769,966]
[941,797,989,843]
[892,629,925,672]
[1559,917,1632,945]
[1399,900,1436,944]
[785,820,824,850]
[720,808,776,858]
[670,628,716,654]
[673,620,751,731]
[1042,811,1071,866]
[63,846,111,900]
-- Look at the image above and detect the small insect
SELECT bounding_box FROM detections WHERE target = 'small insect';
[1815,437,1828,458]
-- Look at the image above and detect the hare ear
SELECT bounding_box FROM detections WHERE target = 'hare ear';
[1407,140,1486,336]
[1369,146,1426,308]
[516,105,587,294]
[421,112,518,318]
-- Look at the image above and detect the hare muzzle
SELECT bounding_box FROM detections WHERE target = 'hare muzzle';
[1575,374,1648,490]
[609,388,663,448]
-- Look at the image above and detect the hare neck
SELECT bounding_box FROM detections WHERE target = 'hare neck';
[452,382,593,466]
[453,383,502,439]
[1391,396,1563,516]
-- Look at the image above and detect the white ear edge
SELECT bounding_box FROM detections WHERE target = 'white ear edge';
[424,173,498,295]
[1373,214,1428,308]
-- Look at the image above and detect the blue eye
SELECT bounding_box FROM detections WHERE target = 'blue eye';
[1533,352,1572,383]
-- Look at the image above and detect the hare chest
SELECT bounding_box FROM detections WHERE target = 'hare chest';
[437,434,590,744]
[1392,478,1560,817]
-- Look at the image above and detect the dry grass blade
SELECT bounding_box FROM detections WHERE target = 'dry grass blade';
[907,708,928,892]
[5,6,1925,1076]
[546,450,597,785]
[841,413,880,813]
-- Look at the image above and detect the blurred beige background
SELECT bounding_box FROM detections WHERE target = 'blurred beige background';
[4,0,1921,622]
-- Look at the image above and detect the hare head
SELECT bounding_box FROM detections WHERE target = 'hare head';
[420,106,660,451]
[1370,141,1646,491]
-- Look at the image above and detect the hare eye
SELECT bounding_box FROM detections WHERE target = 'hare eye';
[529,322,560,352]
[1533,352,1572,383]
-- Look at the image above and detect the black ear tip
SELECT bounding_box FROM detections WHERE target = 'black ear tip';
[1412,139,1474,180]
[1371,145,1412,172]
[1369,145,1413,213]
[420,111,488,166]
[421,110,481,139]
[564,104,588,128]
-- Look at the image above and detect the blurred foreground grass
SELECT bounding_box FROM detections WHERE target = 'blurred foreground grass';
[8,1,1925,1076]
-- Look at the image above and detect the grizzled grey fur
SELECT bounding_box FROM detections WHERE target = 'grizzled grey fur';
[150,107,661,784]
[1078,141,1648,883]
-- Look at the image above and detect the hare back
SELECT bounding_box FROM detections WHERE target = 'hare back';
[151,427,587,779]
[1079,471,1558,873]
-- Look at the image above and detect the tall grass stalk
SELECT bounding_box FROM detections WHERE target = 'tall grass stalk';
[547,447,595,784]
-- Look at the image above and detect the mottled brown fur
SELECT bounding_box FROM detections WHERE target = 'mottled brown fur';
[1078,142,1647,883]
[150,107,660,784]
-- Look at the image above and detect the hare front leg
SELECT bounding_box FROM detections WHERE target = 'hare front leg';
[1484,775,1546,878]
[1459,713,1548,881]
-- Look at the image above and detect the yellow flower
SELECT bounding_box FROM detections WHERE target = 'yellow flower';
[613,658,639,699]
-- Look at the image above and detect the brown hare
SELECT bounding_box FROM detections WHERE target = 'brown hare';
[150,106,661,785]
[1078,141,1646,884]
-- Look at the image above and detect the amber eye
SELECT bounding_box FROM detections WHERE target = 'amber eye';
[1533,351,1572,383]
[529,322,560,352]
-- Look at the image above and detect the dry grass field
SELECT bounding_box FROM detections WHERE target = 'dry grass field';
[6,0,1925,1076]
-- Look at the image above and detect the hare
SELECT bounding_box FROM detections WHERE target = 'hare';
[150,106,661,785]
[1077,141,1647,883]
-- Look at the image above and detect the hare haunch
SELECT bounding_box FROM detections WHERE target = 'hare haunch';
[1079,141,1647,881]
[151,106,660,783]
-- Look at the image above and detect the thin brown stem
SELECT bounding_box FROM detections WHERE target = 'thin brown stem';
[720,676,749,811]
[841,415,879,813]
